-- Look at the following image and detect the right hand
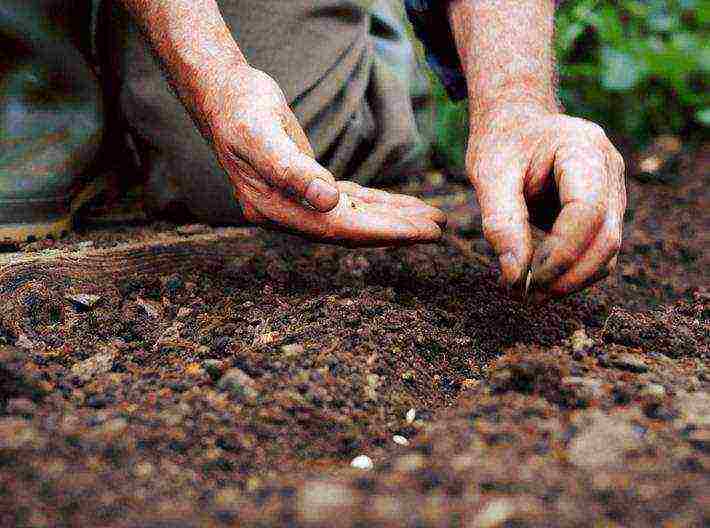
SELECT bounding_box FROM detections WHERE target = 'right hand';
[200,65,446,247]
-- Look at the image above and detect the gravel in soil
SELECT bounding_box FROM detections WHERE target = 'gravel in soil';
[0,145,707,527]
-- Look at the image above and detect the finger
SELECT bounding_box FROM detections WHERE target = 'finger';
[250,190,442,247]
[282,110,316,159]
[472,161,533,289]
[530,141,609,288]
[546,215,621,297]
[238,122,339,212]
[336,182,447,227]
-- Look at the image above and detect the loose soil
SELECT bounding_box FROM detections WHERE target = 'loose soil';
[0,145,707,527]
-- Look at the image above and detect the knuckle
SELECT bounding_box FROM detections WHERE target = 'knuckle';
[583,121,608,141]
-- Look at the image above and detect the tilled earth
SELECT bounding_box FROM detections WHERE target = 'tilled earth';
[0,145,707,527]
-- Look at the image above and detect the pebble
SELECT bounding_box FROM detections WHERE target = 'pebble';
[66,293,102,310]
[406,408,417,424]
[71,352,114,382]
[610,353,649,373]
[176,224,210,235]
[393,435,409,446]
[570,328,594,354]
[350,455,373,470]
[639,383,666,400]
[472,499,517,528]
[281,343,304,359]
[568,413,638,469]
[203,359,224,381]
[218,368,259,401]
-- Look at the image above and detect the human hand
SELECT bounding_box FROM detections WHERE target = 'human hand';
[466,103,626,301]
[200,65,445,247]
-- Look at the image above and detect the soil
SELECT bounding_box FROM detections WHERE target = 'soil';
[0,144,707,527]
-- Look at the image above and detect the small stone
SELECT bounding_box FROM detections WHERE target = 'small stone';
[401,370,416,382]
[473,499,516,528]
[133,461,155,479]
[218,368,259,401]
[561,376,604,400]
[639,383,666,400]
[66,293,102,310]
[136,297,162,319]
[177,224,210,235]
[392,435,409,446]
[461,379,480,391]
[568,413,638,469]
[100,418,128,435]
[350,455,373,470]
[164,275,184,295]
[570,328,594,354]
[280,343,304,359]
[71,352,114,382]
[610,353,649,373]
[406,408,417,424]
[203,359,224,381]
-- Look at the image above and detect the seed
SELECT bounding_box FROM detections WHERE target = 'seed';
[406,408,416,424]
[393,435,409,446]
[350,455,373,470]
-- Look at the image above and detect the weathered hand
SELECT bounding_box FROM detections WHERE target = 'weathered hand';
[201,65,445,247]
[467,103,626,300]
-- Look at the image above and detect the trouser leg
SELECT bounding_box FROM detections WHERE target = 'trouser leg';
[0,1,104,240]
[99,0,429,224]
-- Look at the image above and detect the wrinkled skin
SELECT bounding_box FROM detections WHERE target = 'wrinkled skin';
[121,0,445,248]
[469,103,626,301]
[203,65,446,247]
[449,0,627,301]
[123,0,626,297]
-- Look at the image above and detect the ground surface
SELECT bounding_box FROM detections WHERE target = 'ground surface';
[0,144,707,527]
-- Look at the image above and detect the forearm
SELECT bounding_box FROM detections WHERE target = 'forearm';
[120,0,248,136]
[447,0,560,118]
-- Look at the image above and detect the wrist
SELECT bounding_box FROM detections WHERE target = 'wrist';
[470,80,560,120]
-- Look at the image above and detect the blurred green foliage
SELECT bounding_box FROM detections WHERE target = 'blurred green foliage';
[432,0,709,169]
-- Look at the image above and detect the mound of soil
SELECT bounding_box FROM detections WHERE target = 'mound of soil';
[0,145,707,527]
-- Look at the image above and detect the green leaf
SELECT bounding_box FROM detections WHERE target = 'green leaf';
[601,47,643,90]
[695,108,710,126]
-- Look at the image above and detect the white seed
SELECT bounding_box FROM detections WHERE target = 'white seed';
[406,408,416,424]
[350,455,373,470]
[525,270,533,296]
[393,435,409,446]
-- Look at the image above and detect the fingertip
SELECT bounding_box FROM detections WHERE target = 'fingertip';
[305,178,340,212]
[531,235,565,287]
[409,216,443,243]
[499,251,525,290]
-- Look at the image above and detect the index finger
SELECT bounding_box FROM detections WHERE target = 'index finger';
[530,141,609,289]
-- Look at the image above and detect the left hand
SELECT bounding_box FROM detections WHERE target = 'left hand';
[466,103,626,301]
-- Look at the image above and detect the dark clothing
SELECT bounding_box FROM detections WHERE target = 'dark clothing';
[404,0,467,100]
[0,0,457,232]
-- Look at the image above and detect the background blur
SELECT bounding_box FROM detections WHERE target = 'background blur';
[430,0,709,170]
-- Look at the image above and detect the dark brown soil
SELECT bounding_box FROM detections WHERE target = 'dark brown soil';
[0,145,707,527]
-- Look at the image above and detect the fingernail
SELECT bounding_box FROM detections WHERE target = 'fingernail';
[305,179,339,212]
[499,252,523,289]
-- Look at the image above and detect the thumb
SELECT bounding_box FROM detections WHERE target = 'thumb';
[244,121,339,212]
[472,163,533,290]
